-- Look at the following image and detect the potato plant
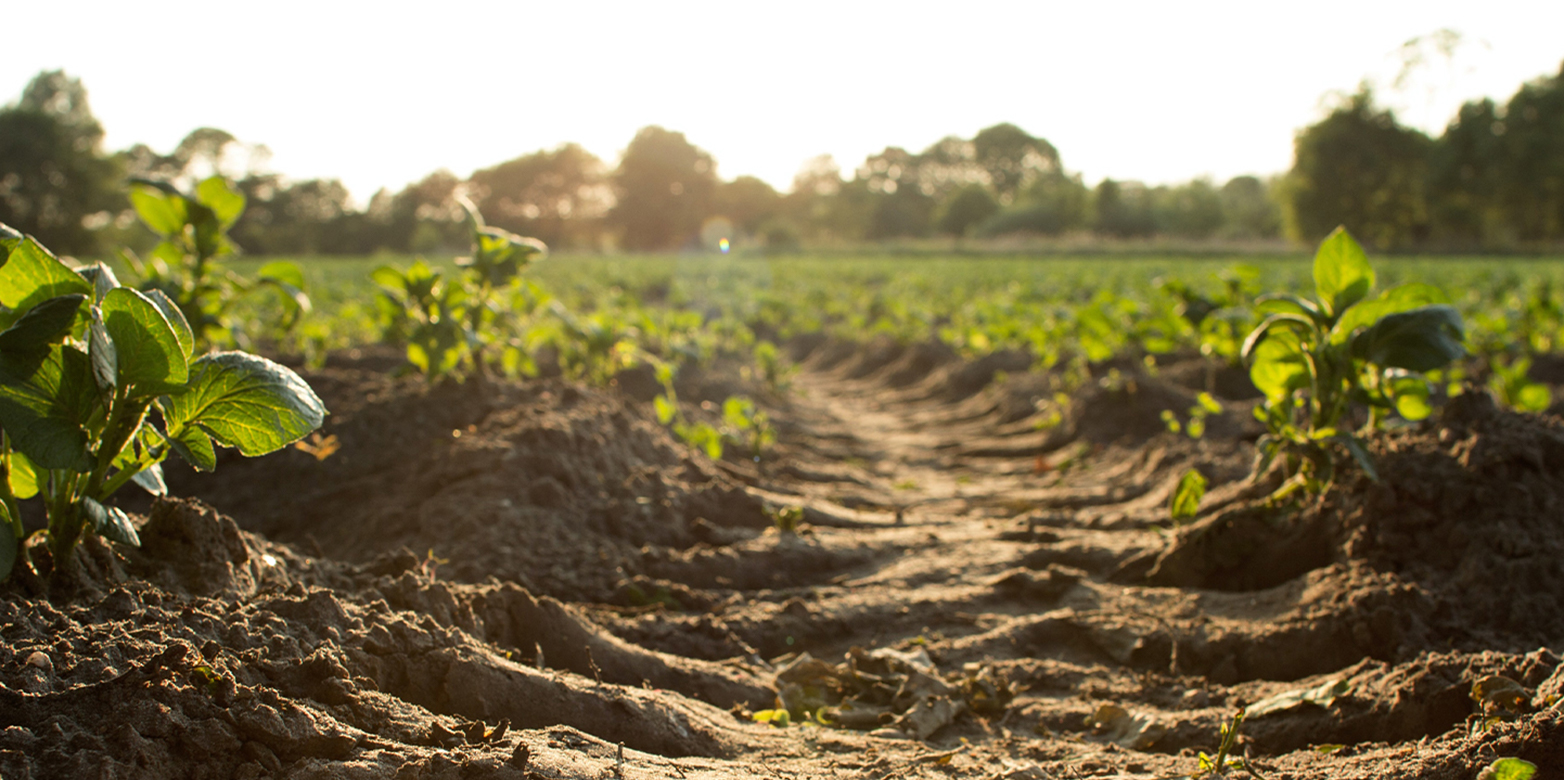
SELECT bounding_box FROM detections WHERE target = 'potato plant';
[124,176,310,348]
[0,225,326,581]
[1242,227,1466,497]
[373,199,546,381]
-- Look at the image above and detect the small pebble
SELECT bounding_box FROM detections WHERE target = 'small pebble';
[24,651,53,675]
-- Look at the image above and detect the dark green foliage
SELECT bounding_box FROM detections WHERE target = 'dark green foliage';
[123,176,309,348]
[0,71,120,256]
[610,127,718,250]
[373,201,546,381]
[1287,89,1432,250]
[0,227,325,581]
[1243,228,1465,497]
[936,185,1000,237]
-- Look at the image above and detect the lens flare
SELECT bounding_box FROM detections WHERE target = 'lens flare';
[719,238,731,253]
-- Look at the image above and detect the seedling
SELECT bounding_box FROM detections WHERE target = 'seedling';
[722,395,775,458]
[0,226,326,581]
[373,198,546,381]
[1169,468,1208,526]
[1242,227,1465,498]
[1185,710,1268,779]
[124,176,310,349]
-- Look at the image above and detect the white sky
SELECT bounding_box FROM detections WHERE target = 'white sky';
[7,1,1564,206]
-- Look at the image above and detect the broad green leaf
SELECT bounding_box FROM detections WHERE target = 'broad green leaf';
[1249,329,1309,402]
[1483,758,1537,780]
[163,352,326,457]
[1330,283,1448,344]
[1386,372,1433,420]
[1352,305,1467,372]
[81,496,140,546]
[88,307,117,390]
[129,185,189,236]
[130,462,168,496]
[0,523,14,580]
[142,289,194,360]
[167,423,216,472]
[1514,383,1552,412]
[1254,293,1323,322]
[0,237,93,313]
[0,294,86,353]
[1313,227,1374,317]
[1244,679,1350,719]
[256,261,307,291]
[102,287,188,396]
[1169,468,1207,524]
[0,344,98,470]
[1241,312,1315,363]
[370,265,406,292]
[7,449,38,499]
[196,176,245,228]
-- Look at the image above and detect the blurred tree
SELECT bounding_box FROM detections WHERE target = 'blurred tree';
[1151,178,1224,239]
[371,169,466,253]
[0,70,119,254]
[231,175,358,254]
[1286,89,1431,250]
[935,184,1000,236]
[1092,179,1154,238]
[980,172,1089,237]
[713,175,782,235]
[469,143,610,249]
[1426,99,1504,247]
[972,122,1060,204]
[1489,63,1564,243]
[610,126,717,250]
[857,147,935,239]
[1218,175,1283,239]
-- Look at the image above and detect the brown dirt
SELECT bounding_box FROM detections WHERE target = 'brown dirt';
[3,340,1561,779]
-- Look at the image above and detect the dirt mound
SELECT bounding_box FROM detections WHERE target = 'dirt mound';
[164,353,768,601]
[0,498,780,779]
[1143,390,1564,652]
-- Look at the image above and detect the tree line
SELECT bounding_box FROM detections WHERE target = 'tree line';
[1,64,1561,256]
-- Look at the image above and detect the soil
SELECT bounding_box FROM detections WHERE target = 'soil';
[3,340,1562,779]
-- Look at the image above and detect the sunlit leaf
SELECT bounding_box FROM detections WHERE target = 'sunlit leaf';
[1169,468,1207,524]
[163,352,326,457]
[196,176,246,229]
[1313,226,1374,317]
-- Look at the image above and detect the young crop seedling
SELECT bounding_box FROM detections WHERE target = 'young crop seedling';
[372,198,546,381]
[124,176,310,349]
[1242,227,1466,499]
[0,224,326,582]
[1168,468,1208,526]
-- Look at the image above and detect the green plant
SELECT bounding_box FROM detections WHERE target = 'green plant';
[1162,392,1223,440]
[0,226,326,581]
[1169,468,1208,526]
[123,176,309,348]
[1242,227,1466,498]
[372,199,546,381]
[721,395,775,459]
[1487,354,1552,412]
[1185,710,1268,779]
